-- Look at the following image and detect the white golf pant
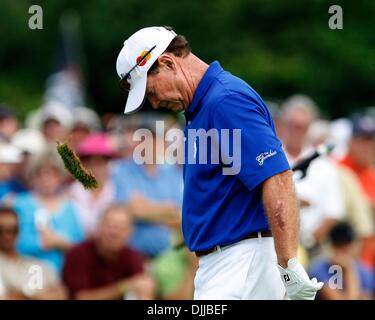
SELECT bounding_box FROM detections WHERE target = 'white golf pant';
[194,235,287,300]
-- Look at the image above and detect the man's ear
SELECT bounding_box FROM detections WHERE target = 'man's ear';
[158,54,175,71]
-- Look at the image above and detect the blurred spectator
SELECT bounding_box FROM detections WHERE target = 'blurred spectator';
[0,144,23,203]
[280,95,345,255]
[307,119,332,147]
[0,104,19,143]
[62,205,155,300]
[309,119,375,280]
[330,118,352,161]
[0,207,67,300]
[112,125,140,161]
[308,120,374,240]
[10,129,47,193]
[11,128,46,157]
[150,232,197,300]
[112,125,182,258]
[108,114,144,160]
[338,166,374,240]
[26,101,73,143]
[280,94,319,161]
[68,106,102,151]
[101,112,117,132]
[69,133,117,236]
[340,114,375,211]
[339,113,375,273]
[39,101,73,142]
[12,147,84,273]
[309,222,374,299]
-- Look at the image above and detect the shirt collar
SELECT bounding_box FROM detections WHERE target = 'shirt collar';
[185,61,223,118]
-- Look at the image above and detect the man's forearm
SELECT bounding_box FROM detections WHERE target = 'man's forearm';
[262,170,299,267]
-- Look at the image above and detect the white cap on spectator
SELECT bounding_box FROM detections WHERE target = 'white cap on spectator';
[11,128,46,155]
[73,106,102,131]
[0,143,22,164]
[40,100,74,129]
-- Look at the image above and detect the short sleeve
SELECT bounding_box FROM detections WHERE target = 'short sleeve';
[213,93,290,190]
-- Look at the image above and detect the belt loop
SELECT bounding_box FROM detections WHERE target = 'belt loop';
[257,232,261,243]
[216,245,222,252]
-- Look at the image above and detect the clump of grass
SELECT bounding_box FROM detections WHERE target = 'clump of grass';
[56,141,98,190]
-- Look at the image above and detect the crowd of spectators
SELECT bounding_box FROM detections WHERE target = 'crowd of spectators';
[0,94,374,300]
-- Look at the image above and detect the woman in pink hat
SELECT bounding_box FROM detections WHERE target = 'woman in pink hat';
[69,133,118,237]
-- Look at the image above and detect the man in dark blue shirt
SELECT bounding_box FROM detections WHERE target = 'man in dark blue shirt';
[116,26,323,299]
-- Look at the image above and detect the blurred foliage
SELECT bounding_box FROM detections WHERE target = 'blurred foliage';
[0,0,374,121]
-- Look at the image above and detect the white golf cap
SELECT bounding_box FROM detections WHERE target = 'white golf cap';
[116,26,177,114]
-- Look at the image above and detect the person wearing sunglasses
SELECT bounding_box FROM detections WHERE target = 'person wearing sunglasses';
[115,26,323,300]
[0,207,67,299]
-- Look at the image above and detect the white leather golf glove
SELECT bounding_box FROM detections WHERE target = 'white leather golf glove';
[278,257,324,300]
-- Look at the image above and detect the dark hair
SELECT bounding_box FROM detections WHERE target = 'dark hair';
[329,222,355,246]
[148,26,191,74]
[0,207,18,219]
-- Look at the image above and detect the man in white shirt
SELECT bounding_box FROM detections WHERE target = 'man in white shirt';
[280,95,345,256]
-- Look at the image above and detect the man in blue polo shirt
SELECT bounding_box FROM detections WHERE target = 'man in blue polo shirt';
[116,26,323,299]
